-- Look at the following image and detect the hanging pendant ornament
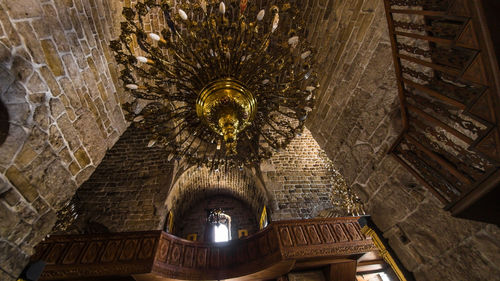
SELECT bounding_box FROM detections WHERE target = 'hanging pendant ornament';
[111,0,319,167]
[219,2,226,15]
[288,36,299,48]
[200,0,207,13]
[271,13,279,32]
[257,9,265,21]
[240,0,248,14]
[178,9,188,21]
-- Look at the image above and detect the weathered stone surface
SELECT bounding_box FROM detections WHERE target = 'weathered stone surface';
[1,188,21,207]
[73,112,106,162]
[0,66,15,96]
[56,113,81,151]
[6,103,30,126]
[33,105,49,131]
[40,40,65,77]
[21,211,57,253]
[470,229,500,269]
[414,237,500,281]
[26,72,48,94]
[0,176,9,195]
[74,148,91,168]
[305,0,500,279]
[39,161,76,209]
[0,202,20,237]
[5,166,38,203]
[3,0,42,19]
[0,0,128,276]
[367,183,419,232]
[0,124,28,166]
[2,82,27,106]
[0,1,498,280]
[14,144,38,168]
[397,201,483,263]
[0,268,15,281]
[0,240,28,278]
[11,56,34,83]
[385,226,424,272]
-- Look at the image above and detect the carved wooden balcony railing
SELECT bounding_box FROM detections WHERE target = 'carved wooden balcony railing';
[385,0,500,224]
[31,217,377,281]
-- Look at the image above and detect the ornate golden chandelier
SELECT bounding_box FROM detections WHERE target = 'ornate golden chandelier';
[111,0,318,167]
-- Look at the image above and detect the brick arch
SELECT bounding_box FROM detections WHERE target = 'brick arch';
[165,165,269,228]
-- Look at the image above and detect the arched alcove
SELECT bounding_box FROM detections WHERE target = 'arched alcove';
[174,194,259,242]
[165,165,269,237]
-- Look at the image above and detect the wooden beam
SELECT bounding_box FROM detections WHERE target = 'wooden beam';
[406,134,472,186]
[383,0,409,129]
[389,9,447,16]
[402,78,466,110]
[324,260,357,281]
[398,54,461,76]
[407,104,474,145]
[395,31,453,45]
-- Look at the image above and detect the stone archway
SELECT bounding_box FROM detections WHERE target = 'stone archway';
[165,165,269,231]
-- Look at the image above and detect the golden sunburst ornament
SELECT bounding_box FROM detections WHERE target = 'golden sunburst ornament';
[111,0,318,168]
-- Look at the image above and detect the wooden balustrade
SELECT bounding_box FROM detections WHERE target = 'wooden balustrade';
[31,217,376,281]
[385,0,500,225]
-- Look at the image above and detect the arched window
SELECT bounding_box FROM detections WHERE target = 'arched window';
[214,223,229,242]
[208,209,231,242]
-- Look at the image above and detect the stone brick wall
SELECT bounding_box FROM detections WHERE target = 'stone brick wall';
[0,0,498,280]
[305,0,500,280]
[67,126,175,233]
[0,0,128,279]
[175,195,259,242]
[261,128,348,221]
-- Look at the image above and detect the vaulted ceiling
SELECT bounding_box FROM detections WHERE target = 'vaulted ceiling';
[0,1,499,281]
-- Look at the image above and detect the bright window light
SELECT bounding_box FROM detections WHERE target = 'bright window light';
[379,272,391,281]
[214,224,229,242]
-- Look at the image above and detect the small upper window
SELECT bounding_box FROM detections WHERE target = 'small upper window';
[208,208,231,242]
[214,223,229,242]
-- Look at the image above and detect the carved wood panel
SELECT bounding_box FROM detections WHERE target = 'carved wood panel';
[274,218,374,259]
[33,231,160,280]
[33,218,376,280]
[386,0,500,223]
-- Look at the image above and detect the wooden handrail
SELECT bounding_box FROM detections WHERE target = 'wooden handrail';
[32,217,377,281]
